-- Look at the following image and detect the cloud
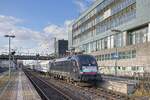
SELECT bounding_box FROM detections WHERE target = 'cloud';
[74,0,96,13]
[43,19,74,52]
[0,15,50,54]
[74,0,87,13]
[44,20,74,39]
[0,15,41,41]
[0,15,22,25]
[44,25,67,39]
[0,15,74,55]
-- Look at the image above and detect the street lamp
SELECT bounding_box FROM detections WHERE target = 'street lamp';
[4,35,15,79]
[11,50,16,69]
[111,29,122,76]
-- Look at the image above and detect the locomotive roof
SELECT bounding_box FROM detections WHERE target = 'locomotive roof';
[54,54,94,62]
[39,61,49,65]
[54,56,71,62]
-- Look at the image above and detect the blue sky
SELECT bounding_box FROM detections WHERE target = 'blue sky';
[0,0,95,54]
[0,0,78,31]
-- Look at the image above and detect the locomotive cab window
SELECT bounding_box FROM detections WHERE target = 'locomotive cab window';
[77,55,97,66]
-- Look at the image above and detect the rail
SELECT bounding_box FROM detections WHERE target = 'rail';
[24,69,75,100]
[26,69,132,100]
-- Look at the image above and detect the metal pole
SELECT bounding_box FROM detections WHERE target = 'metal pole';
[4,35,15,78]
[115,47,118,76]
[12,54,15,69]
[9,37,11,79]
[111,29,122,76]
[54,37,56,54]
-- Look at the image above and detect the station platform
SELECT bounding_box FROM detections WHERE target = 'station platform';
[0,69,41,100]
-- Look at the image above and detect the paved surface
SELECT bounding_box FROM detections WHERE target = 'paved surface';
[0,69,41,100]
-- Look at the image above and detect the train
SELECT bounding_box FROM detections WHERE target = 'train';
[31,61,50,73]
[31,54,101,83]
[50,54,101,82]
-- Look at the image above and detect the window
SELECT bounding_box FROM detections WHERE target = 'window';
[127,26,148,45]
[114,33,124,48]
[107,36,111,49]
[132,66,136,71]
[111,53,116,60]
[127,32,134,45]
[126,51,132,58]
[98,55,101,61]
[93,41,97,52]
[118,50,133,59]
[90,41,97,52]
[96,39,102,51]
[95,56,98,61]
[96,50,135,61]
[122,67,126,70]
[101,55,105,61]
[118,52,123,59]
[110,35,114,48]
[107,54,111,60]
[83,43,90,53]
[132,50,136,58]
[101,39,105,50]
[122,52,126,59]
[73,0,136,39]
[105,54,108,60]
[104,37,108,49]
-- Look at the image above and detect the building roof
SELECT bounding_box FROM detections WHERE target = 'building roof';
[73,0,103,24]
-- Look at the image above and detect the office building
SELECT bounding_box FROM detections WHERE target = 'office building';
[55,39,68,58]
[70,0,150,76]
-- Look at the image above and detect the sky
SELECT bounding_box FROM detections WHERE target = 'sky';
[0,0,95,55]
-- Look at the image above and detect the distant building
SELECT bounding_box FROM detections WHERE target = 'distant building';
[68,23,73,49]
[0,60,15,68]
[70,0,150,76]
[0,60,9,68]
[55,39,68,58]
[17,60,23,68]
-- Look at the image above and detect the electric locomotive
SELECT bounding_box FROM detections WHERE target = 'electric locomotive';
[49,54,101,83]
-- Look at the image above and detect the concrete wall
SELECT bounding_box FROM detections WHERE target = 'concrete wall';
[102,80,136,94]
[94,42,150,75]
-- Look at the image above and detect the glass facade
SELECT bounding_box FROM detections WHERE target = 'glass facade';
[82,32,125,53]
[72,0,148,63]
[71,0,150,76]
[96,3,136,34]
[72,0,136,45]
[95,50,136,61]
[72,0,137,52]
[78,25,148,54]
[127,26,148,45]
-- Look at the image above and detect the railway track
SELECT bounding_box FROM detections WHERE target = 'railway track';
[56,78,131,100]
[25,69,132,100]
[24,69,80,100]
